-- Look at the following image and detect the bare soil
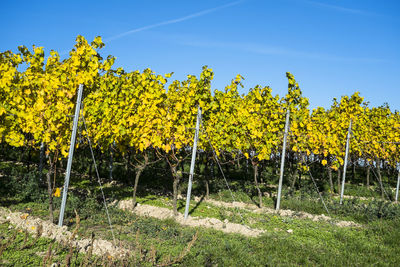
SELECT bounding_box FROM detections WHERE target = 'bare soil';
[192,197,360,227]
[118,196,360,238]
[0,207,129,258]
[118,200,265,237]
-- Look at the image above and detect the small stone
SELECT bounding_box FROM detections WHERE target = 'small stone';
[287,229,293,234]
[224,219,229,224]
[209,218,220,225]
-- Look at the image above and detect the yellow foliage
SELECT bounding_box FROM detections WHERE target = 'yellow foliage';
[53,187,61,198]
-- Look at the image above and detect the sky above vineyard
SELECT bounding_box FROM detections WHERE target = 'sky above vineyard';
[1,0,399,110]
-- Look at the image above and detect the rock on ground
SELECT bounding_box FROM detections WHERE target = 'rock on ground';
[0,207,129,258]
[118,200,265,237]
[194,197,360,228]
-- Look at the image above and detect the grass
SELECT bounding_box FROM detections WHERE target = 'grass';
[1,158,400,265]
[3,201,400,266]
[0,222,87,266]
[3,185,400,266]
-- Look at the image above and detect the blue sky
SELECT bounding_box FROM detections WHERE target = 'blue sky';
[1,0,399,110]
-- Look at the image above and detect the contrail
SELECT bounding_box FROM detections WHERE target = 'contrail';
[304,0,373,15]
[104,0,244,43]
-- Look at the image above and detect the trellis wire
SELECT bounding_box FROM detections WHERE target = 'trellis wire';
[369,166,390,200]
[201,122,245,224]
[307,168,331,216]
[352,138,391,201]
[82,114,116,246]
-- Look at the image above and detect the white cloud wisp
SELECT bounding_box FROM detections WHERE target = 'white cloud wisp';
[104,0,244,43]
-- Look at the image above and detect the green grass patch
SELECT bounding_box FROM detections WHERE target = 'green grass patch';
[0,222,85,266]
[2,159,400,265]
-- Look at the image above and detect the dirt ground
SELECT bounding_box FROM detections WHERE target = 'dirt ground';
[118,200,265,237]
[0,207,129,258]
[118,196,359,238]
[190,197,360,227]
[0,195,360,260]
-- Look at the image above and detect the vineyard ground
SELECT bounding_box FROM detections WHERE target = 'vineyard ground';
[1,159,400,265]
[2,196,400,266]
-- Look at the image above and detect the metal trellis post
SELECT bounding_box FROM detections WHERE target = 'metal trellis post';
[395,164,400,203]
[58,84,84,227]
[340,119,352,205]
[276,108,290,211]
[39,142,45,181]
[184,107,202,219]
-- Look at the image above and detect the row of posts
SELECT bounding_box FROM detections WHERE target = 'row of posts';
[183,107,400,218]
[182,107,292,214]
[58,86,400,226]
